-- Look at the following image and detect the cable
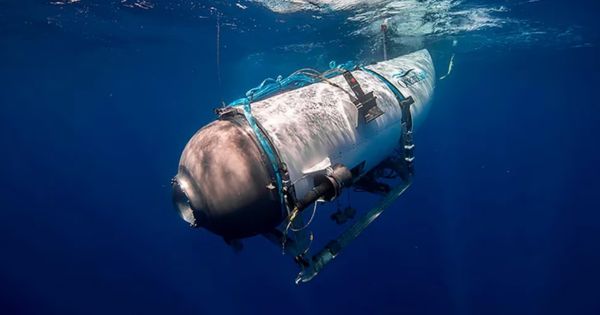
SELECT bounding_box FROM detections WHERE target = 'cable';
[290,200,320,232]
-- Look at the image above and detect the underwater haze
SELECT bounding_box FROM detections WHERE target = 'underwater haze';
[1,0,599,314]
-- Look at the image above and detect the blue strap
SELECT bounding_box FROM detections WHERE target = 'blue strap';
[235,98,286,215]
[360,66,407,101]
[361,66,415,175]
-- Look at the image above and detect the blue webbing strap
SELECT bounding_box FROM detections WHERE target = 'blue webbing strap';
[360,66,407,101]
[361,66,415,174]
[361,66,415,132]
[236,98,287,215]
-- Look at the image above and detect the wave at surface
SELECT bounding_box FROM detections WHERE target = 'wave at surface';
[253,0,508,36]
[37,0,592,63]
[251,0,587,54]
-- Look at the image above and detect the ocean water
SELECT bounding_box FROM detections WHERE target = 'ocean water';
[1,0,599,314]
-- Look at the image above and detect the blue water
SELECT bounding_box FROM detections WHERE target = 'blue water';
[1,1,599,314]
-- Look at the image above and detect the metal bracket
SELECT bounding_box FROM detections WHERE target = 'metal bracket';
[294,178,412,284]
[342,71,384,126]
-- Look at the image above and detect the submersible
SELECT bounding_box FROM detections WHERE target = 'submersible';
[172,49,435,282]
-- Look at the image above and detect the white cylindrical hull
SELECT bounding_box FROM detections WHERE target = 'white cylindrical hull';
[250,49,435,199]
